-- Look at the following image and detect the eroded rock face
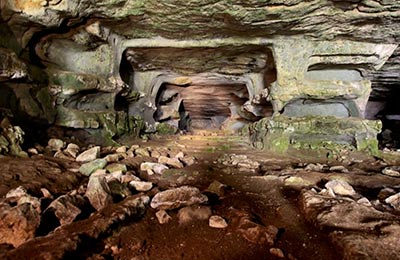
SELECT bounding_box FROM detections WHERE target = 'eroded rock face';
[0,1,399,147]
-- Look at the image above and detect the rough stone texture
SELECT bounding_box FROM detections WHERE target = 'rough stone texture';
[300,189,400,259]
[85,172,113,211]
[79,158,107,176]
[0,0,399,146]
[76,146,100,163]
[0,202,40,247]
[150,186,208,210]
[177,205,212,224]
[6,195,149,259]
[246,115,382,154]
[43,194,87,226]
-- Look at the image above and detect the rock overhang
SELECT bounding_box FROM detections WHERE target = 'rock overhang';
[0,0,399,150]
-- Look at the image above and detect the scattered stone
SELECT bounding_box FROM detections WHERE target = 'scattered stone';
[325,179,357,197]
[181,156,196,166]
[0,203,40,247]
[270,248,285,258]
[121,172,141,183]
[106,163,127,173]
[140,162,169,175]
[382,167,400,177]
[107,179,131,200]
[105,170,123,182]
[18,195,41,213]
[378,187,397,201]
[40,188,53,199]
[178,205,212,224]
[115,146,127,153]
[54,150,72,160]
[27,148,38,155]
[235,213,279,245]
[209,215,228,228]
[85,173,113,211]
[104,153,120,163]
[155,210,172,224]
[47,138,65,152]
[385,193,400,209]
[357,197,372,207]
[158,156,184,168]
[6,186,28,199]
[43,194,87,225]
[6,196,149,259]
[329,165,349,173]
[284,176,314,188]
[76,146,100,162]
[64,143,80,158]
[150,186,208,210]
[135,147,150,157]
[129,180,153,191]
[175,151,185,159]
[79,158,107,176]
[150,150,161,159]
[207,180,226,197]
[305,163,324,172]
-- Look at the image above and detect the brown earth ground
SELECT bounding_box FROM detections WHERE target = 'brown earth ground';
[1,131,400,260]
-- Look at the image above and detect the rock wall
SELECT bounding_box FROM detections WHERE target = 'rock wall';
[0,0,399,149]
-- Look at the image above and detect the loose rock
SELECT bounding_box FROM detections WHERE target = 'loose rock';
[270,248,285,258]
[129,180,153,192]
[140,162,169,175]
[47,138,65,152]
[106,163,127,173]
[150,186,208,210]
[0,203,40,247]
[43,194,87,225]
[385,193,400,209]
[79,158,107,176]
[209,215,228,228]
[85,172,113,211]
[177,205,212,224]
[155,210,172,224]
[76,146,100,162]
[325,179,357,197]
[158,156,184,169]
[382,167,400,177]
[329,165,349,173]
[64,143,80,158]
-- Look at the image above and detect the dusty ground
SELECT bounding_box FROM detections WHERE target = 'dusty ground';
[1,132,400,260]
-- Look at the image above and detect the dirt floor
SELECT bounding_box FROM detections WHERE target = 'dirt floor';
[1,132,400,260]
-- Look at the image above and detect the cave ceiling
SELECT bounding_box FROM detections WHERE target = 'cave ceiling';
[0,0,399,108]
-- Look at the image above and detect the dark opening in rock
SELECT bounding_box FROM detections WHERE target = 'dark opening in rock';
[154,83,273,131]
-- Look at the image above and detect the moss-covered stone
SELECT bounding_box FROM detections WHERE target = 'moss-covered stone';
[245,115,381,155]
[156,122,178,135]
